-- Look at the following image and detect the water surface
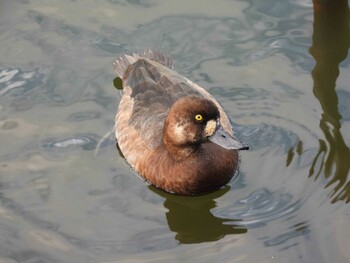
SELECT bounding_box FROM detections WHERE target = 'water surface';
[0,0,349,262]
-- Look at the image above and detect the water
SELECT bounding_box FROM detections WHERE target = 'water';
[0,0,349,262]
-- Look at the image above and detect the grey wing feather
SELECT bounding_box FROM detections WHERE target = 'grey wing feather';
[124,59,202,149]
[113,50,233,149]
[113,49,173,80]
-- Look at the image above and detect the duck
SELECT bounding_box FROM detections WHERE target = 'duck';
[113,50,249,195]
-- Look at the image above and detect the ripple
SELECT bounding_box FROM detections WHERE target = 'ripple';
[66,111,101,122]
[0,68,44,97]
[41,134,99,153]
[94,37,126,54]
[122,16,249,72]
[89,196,128,213]
[263,221,310,247]
[60,228,177,256]
[217,189,302,228]
[338,89,350,121]
[237,1,313,70]
[107,0,157,8]
[238,123,299,151]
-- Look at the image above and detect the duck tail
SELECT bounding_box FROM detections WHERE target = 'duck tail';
[113,49,173,79]
[113,54,138,79]
[139,49,174,69]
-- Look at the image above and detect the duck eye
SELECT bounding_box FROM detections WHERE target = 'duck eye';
[195,114,203,122]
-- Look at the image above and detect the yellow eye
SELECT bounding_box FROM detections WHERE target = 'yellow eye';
[195,114,203,122]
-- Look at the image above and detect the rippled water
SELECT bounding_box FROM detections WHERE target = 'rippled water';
[0,0,349,262]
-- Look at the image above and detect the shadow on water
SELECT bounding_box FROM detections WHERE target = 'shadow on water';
[288,0,350,203]
[149,186,247,244]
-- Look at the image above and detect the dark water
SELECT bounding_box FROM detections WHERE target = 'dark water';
[0,0,349,262]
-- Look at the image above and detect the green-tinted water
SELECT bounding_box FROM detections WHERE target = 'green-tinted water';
[0,0,349,262]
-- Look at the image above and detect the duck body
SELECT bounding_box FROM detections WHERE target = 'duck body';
[114,51,248,195]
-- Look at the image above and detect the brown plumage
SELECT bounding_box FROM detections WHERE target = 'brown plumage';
[114,50,248,195]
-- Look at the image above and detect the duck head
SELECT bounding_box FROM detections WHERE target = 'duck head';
[162,96,248,161]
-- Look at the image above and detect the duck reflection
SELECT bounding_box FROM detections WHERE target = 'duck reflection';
[149,186,247,244]
[290,0,350,202]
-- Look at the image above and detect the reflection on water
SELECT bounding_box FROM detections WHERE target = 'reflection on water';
[290,0,350,203]
[150,186,247,244]
[149,181,305,245]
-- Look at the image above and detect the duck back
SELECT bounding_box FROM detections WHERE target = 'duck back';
[114,51,233,149]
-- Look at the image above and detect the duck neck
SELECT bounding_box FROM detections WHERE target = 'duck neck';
[162,131,199,162]
[164,142,199,162]
[162,117,200,162]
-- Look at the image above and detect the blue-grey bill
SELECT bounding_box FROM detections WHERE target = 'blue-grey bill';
[209,125,249,150]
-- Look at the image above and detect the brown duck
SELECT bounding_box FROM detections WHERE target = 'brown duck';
[114,51,248,195]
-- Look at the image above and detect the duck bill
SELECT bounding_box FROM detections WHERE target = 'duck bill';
[209,125,249,150]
